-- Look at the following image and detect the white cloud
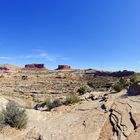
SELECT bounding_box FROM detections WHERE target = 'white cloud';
[38,53,56,61]
[0,56,12,60]
[0,50,70,62]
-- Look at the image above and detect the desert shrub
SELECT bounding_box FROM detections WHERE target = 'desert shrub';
[66,93,80,105]
[51,99,62,108]
[44,98,53,111]
[45,98,52,107]
[119,78,128,88]
[113,83,123,92]
[0,113,4,124]
[2,101,28,129]
[130,75,140,84]
[113,78,128,92]
[45,98,62,111]
[77,87,87,95]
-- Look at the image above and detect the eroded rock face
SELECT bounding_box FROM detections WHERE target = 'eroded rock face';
[56,65,71,70]
[94,70,135,78]
[0,67,9,71]
[25,64,45,69]
[127,82,140,96]
[99,94,140,140]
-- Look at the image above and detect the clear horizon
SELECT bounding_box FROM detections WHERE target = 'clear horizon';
[0,0,140,71]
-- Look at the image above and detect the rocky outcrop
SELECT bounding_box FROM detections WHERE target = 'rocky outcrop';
[87,70,135,78]
[127,82,140,96]
[56,65,71,70]
[111,70,135,77]
[25,64,45,70]
[1,68,140,140]
[0,64,21,72]
[1,90,140,140]
[0,67,9,71]
[99,100,139,140]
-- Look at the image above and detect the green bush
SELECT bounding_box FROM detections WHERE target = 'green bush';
[45,98,62,111]
[113,83,123,92]
[0,113,4,124]
[66,93,80,105]
[51,99,62,108]
[2,101,28,129]
[77,87,87,95]
[45,98,52,107]
[130,75,140,83]
[119,78,128,88]
[113,78,128,92]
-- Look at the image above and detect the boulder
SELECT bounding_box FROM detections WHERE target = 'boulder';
[34,102,49,111]
[34,98,66,111]
[21,75,28,80]
[127,82,140,96]
[56,65,71,70]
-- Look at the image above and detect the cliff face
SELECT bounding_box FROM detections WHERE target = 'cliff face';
[0,67,9,71]
[25,64,45,70]
[56,65,71,70]
[87,70,135,78]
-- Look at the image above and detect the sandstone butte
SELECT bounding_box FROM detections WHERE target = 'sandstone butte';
[56,65,71,70]
[0,64,72,71]
[25,64,45,69]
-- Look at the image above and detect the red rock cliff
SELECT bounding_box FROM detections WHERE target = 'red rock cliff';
[25,64,45,70]
[56,65,71,70]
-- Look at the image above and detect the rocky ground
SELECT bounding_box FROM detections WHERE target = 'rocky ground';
[0,70,90,104]
[0,69,116,105]
[0,90,140,140]
[0,68,139,140]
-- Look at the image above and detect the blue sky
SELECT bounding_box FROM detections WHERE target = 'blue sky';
[0,0,140,71]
